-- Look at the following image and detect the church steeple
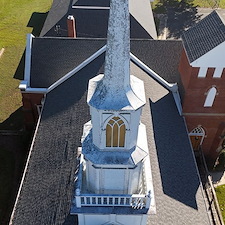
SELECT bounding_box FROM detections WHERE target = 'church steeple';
[103,0,130,90]
[87,0,145,110]
[72,0,154,222]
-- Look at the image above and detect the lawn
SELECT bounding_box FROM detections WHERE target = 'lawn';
[215,184,225,223]
[0,0,52,224]
[0,0,52,129]
[152,0,225,9]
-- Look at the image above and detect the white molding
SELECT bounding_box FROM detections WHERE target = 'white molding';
[20,88,48,93]
[48,45,106,92]
[130,53,182,115]
[19,81,28,91]
[198,67,208,78]
[21,47,182,116]
[72,6,110,9]
[213,67,223,78]
[190,41,225,67]
[204,87,217,107]
[20,45,106,93]
[24,34,34,87]
[130,53,175,89]
[183,112,225,116]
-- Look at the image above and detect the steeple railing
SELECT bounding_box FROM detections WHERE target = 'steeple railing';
[73,153,151,209]
[74,192,151,209]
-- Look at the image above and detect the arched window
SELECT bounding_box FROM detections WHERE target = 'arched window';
[204,87,217,107]
[189,126,205,151]
[106,116,126,147]
[190,126,205,136]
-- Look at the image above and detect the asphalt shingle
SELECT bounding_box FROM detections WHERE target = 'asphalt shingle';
[182,10,225,63]
[11,55,210,225]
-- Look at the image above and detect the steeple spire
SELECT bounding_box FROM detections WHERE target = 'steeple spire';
[87,0,146,110]
[103,0,130,90]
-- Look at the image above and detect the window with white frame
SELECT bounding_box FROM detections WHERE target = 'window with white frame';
[204,87,217,107]
[106,116,126,147]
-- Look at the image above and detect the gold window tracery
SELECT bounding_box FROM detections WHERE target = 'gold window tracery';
[106,116,126,147]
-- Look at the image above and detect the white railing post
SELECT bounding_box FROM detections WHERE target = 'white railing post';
[75,188,81,208]
[145,191,151,209]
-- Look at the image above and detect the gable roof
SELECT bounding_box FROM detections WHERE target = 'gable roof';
[182,10,225,63]
[28,37,184,98]
[30,38,106,88]
[10,53,210,224]
[40,0,156,39]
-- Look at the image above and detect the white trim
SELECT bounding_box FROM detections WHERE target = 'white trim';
[130,53,175,89]
[189,126,205,136]
[72,6,110,9]
[130,53,182,115]
[48,45,106,92]
[182,117,211,224]
[19,81,28,91]
[9,102,44,225]
[21,88,48,93]
[36,104,43,116]
[204,87,217,107]
[189,126,205,146]
[198,67,208,78]
[213,67,223,78]
[20,45,106,93]
[183,112,225,116]
[24,34,34,87]
[21,47,181,116]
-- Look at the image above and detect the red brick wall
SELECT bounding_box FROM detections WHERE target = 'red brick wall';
[178,49,193,90]
[185,116,225,161]
[22,93,44,130]
[179,48,225,163]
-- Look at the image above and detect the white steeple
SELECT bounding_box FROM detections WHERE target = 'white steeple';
[87,0,145,110]
[103,0,130,90]
[72,0,155,223]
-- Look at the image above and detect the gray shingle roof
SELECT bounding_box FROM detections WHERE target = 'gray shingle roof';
[11,54,210,224]
[30,38,106,88]
[40,0,153,39]
[182,10,225,63]
[30,38,184,98]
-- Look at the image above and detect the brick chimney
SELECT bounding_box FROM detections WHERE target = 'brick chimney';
[67,15,76,38]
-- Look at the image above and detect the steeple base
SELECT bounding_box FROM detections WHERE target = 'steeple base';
[77,213,148,225]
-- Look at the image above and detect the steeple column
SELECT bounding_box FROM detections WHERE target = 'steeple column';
[103,0,130,90]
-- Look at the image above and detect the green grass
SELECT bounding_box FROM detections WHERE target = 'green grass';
[0,148,15,223]
[215,184,225,223]
[0,0,52,128]
[151,0,225,9]
[194,0,225,8]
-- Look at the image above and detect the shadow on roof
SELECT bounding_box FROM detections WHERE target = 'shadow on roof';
[150,94,200,209]
[42,53,105,121]
[27,12,49,37]
[73,0,110,7]
[43,6,152,38]
[62,214,78,225]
